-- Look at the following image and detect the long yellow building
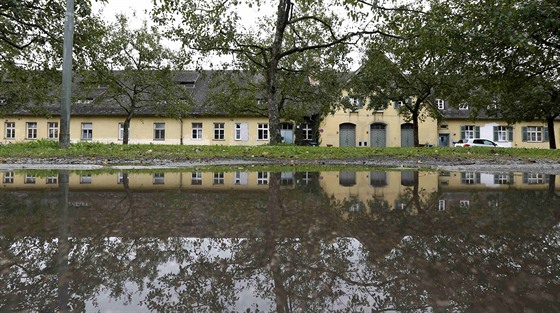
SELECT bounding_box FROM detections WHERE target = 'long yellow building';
[2,71,558,148]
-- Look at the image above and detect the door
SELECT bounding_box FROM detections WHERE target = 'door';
[401,124,414,147]
[370,123,386,147]
[438,134,450,147]
[339,123,356,147]
[280,123,294,143]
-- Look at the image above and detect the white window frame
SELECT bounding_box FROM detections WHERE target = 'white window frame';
[495,126,508,142]
[191,172,203,185]
[257,172,268,185]
[153,173,165,184]
[438,200,446,211]
[26,122,37,139]
[154,123,165,141]
[81,123,93,140]
[3,171,14,184]
[48,122,59,140]
[80,174,92,184]
[118,123,125,141]
[436,99,445,110]
[257,123,269,140]
[192,122,203,140]
[214,123,225,140]
[302,124,312,141]
[24,174,36,184]
[5,122,15,139]
[46,175,58,184]
[464,125,475,139]
[526,126,543,142]
[213,172,225,185]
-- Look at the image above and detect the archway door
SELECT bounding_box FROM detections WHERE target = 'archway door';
[370,123,387,147]
[339,123,356,147]
[401,123,414,147]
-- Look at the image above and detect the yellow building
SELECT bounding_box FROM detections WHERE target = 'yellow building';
[320,97,438,147]
[2,70,559,148]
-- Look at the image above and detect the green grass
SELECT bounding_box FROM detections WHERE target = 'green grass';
[1,140,559,162]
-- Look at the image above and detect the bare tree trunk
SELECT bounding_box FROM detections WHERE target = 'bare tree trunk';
[547,115,557,149]
[266,0,292,145]
[122,111,133,145]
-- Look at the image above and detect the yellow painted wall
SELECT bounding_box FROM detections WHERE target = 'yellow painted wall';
[444,119,560,149]
[319,102,439,147]
[3,115,272,145]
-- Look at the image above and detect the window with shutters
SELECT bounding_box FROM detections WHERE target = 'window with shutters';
[460,125,479,139]
[522,126,547,142]
[493,126,513,142]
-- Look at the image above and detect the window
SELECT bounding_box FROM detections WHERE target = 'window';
[191,172,202,185]
[46,175,58,184]
[3,171,14,184]
[154,123,165,140]
[459,103,469,110]
[117,172,125,184]
[80,174,92,184]
[234,123,248,141]
[213,172,224,185]
[192,123,202,140]
[234,172,248,185]
[26,122,37,139]
[257,123,269,140]
[25,174,36,184]
[48,122,59,140]
[523,173,547,184]
[461,172,480,185]
[257,172,268,185]
[494,174,513,185]
[438,200,446,211]
[493,126,513,142]
[302,124,313,141]
[460,125,479,140]
[81,123,93,140]
[394,101,403,109]
[214,123,225,140]
[522,126,547,143]
[436,99,445,110]
[153,173,165,184]
[118,123,125,141]
[5,122,15,139]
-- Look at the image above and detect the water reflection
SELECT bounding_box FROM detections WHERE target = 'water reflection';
[1,170,559,312]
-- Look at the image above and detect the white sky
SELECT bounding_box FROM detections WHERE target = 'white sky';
[92,0,153,25]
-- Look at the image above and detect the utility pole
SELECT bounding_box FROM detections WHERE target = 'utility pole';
[59,0,74,148]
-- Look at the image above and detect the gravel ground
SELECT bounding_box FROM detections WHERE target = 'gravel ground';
[2,156,560,174]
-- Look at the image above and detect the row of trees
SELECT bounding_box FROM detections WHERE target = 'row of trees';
[1,0,558,147]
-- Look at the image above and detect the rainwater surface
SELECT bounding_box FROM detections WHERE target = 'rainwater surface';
[1,169,559,312]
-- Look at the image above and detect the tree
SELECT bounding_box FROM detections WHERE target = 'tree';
[351,3,457,147]
[152,0,393,144]
[81,15,191,144]
[432,0,560,149]
[0,0,106,115]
